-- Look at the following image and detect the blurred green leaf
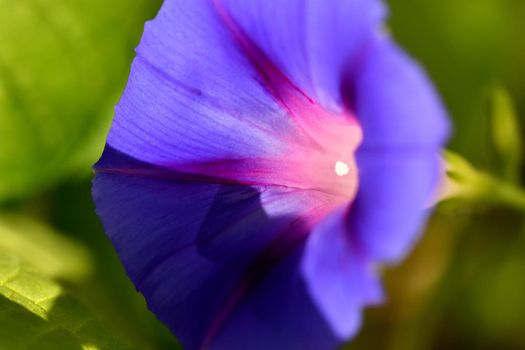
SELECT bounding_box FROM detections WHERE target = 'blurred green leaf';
[0,215,137,350]
[0,215,91,282]
[0,0,161,201]
[489,87,523,184]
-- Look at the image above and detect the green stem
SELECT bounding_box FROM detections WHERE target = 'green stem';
[495,180,525,213]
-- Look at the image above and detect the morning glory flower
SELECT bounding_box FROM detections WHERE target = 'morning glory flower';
[93,0,449,349]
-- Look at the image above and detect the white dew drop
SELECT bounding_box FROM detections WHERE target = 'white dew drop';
[334,161,350,177]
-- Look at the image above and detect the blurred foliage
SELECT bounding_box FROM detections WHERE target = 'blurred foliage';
[0,0,161,200]
[0,0,180,349]
[0,0,524,349]
[0,215,132,350]
[390,0,525,169]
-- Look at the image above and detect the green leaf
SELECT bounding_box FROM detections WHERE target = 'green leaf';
[0,0,161,201]
[489,87,523,184]
[0,215,140,350]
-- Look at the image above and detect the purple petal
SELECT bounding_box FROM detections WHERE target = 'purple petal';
[218,0,386,111]
[106,0,363,195]
[348,34,450,263]
[349,149,442,263]
[107,0,294,166]
[302,207,383,339]
[353,34,450,148]
[213,245,341,350]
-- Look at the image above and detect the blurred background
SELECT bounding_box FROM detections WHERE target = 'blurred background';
[0,0,524,349]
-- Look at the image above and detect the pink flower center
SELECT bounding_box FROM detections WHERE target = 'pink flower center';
[210,0,362,203]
